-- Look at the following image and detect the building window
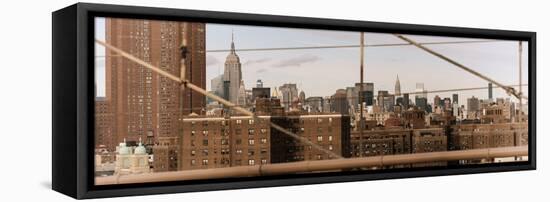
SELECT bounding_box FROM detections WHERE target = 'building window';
[191,130,195,136]
[191,159,196,166]
[317,135,323,142]
[191,150,195,156]
[202,139,208,146]
[202,149,208,156]
[236,120,242,125]
[261,138,267,144]
[248,129,255,135]
[236,149,243,154]
[248,139,255,145]
[328,135,333,142]
[261,159,267,164]
[329,117,333,123]
[202,130,208,135]
[328,145,333,151]
[260,128,267,133]
[316,154,323,160]
[248,159,255,165]
[249,119,254,125]
[202,159,208,166]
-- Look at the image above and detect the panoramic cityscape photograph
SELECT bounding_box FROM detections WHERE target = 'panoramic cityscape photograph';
[93,17,529,185]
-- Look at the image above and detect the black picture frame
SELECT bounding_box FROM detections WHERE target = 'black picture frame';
[52,3,536,199]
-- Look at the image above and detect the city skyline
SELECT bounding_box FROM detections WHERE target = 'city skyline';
[93,17,529,185]
[95,18,529,106]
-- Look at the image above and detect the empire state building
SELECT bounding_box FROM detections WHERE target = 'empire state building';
[222,34,243,104]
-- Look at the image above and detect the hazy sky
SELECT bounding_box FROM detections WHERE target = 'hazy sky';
[95,17,529,106]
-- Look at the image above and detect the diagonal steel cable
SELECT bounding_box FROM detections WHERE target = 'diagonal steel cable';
[96,39,343,159]
[393,34,528,101]
[205,40,498,53]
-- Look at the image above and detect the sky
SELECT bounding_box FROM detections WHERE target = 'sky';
[95,17,529,107]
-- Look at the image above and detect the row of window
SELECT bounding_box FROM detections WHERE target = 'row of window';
[186,117,335,127]
[189,138,268,147]
[189,159,268,166]
[190,148,268,156]
[189,128,268,136]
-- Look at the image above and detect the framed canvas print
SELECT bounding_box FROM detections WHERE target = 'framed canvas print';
[52,3,536,199]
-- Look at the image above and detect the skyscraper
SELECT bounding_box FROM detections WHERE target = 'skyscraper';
[377,90,395,112]
[416,83,428,98]
[403,93,410,110]
[279,83,298,111]
[104,18,206,148]
[223,33,243,104]
[332,89,350,115]
[467,96,480,112]
[415,96,428,112]
[181,23,207,115]
[395,74,401,96]
[210,75,223,98]
[355,82,374,106]
[488,83,493,100]
[452,94,459,104]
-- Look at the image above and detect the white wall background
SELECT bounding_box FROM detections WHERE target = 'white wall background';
[0,0,547,201]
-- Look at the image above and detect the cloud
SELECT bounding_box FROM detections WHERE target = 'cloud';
[256,68,268,73]
[206,55,220,66]
[244,57,271,66]
[272,55,321,68]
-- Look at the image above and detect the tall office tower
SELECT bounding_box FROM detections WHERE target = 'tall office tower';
[467,96,480,112]
[210,75,224,98]
[279,83,298,111]
[403,93,410,110]
[223,33,243,104]
[395,74,401,96]
[416,82,427,99]
[488,83,493,100]
[452,94,459,104]
[415,96,428,112]
[331,89,350,115]
[377,90,395,112]
[181,23,207,115]
[355,82,374,106]
[105,18,206,146]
